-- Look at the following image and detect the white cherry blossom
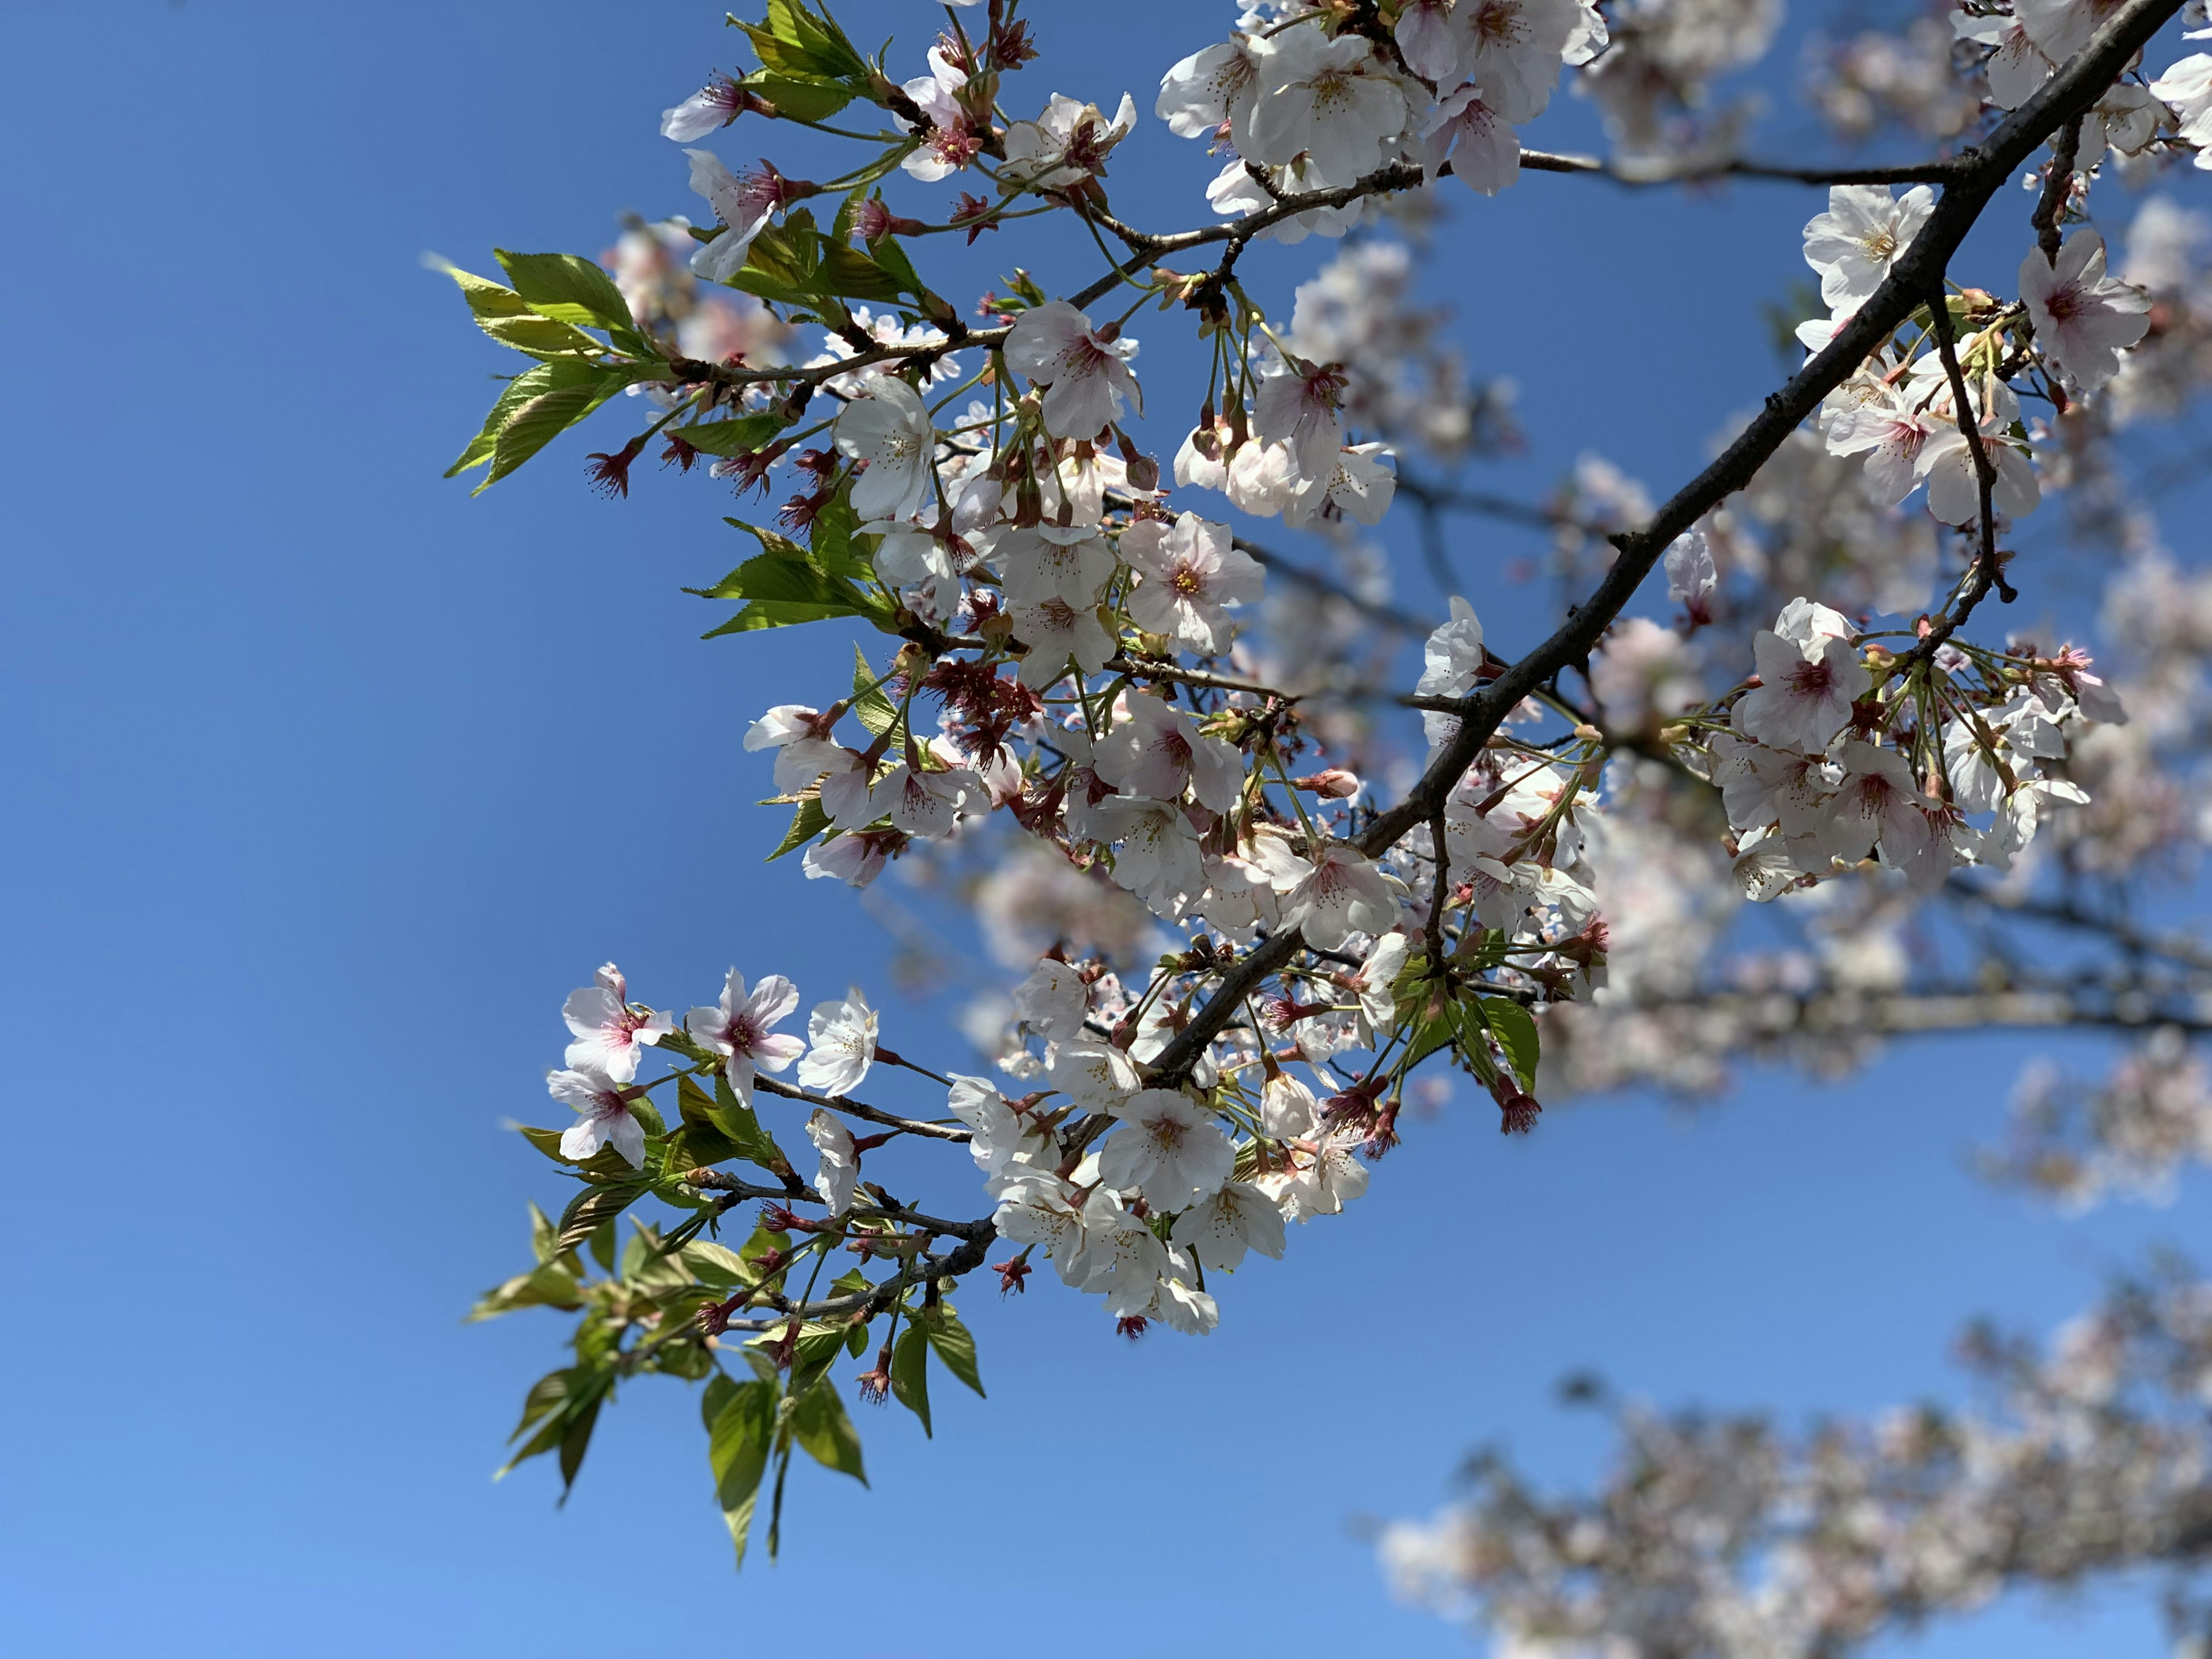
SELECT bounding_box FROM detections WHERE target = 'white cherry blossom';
[683,149,777,282]
[548,1065,645,1169]
[1003,301,1142,440]
[1280,845,1403,950]
[562,964,672,1084]
[1093,694,1244,812]
[796,988,877,1095]
[1157,36,1266,149]
[1802,184,1935,308]
[1736,623,1868,753]
[684,970,804,1103]
[1172,1180,1289,1272]
[1012,958,1089,1042]
[1120,512,1264,656]
[806,1108,858,1214]
[1097,1088,1236,1207]
[832,375,936,522]
[1460,0,1582,123]
[2021,232,2152,392]
[1245,29,1409,183]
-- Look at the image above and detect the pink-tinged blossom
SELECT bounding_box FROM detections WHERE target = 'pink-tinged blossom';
[805,1108,857,1214]
[562,964,672,1084]
[1093,694,1245,812]
[1398,0,1471,80]
[946,1073,1051,1177]
[871,756,983,839]
[1101,1252,1218,1335]
[1000,93,1138,191]
[683,149,778,282]
[1664,528,1718,621]
[744,704,823,752]
[1821,740,1933,866]
[1419,85,1521,196]
[1825,390,1935,506]
[1090,796,1207,913]
[684,969,804,1104]
[1003,301,1142,440]
[1259,1131,1370,1221]
[549,1065,645,1169]
[1157,36,1265,149]
[1460,0,1582,124]
[1736,626,1868,754]
[1246,29,1409,182]
[1254,358,1350,479]
[832,375,936,522]
[897,47,983,183]
[801,829,903,887]
[1120,512,1265,656]
[1803,184,1935,308]
[1953,13,2053,109]
[661,74,749,142]
[997,527,1116,607]
[1353,932,1412,1041]
[1012,596,1117,690]
[990,1171,1099,1286]
[2021,232,2151,392]
[1097,1088,1236,1207]
[1283,442,1397,528]
[796,988,877,1096]
[1917,423,2040,525]
[1280,845,1402,950]
[1171,1180,1287,1271]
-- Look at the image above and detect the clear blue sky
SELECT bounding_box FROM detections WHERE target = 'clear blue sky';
[2,2,2203,1653]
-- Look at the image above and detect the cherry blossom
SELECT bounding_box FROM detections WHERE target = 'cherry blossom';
[2021,232,2152,392]
[661,74,748,142]
[1000,93,1137,190]
[1171,1180,1288,1271]
[1418,86,1521,196]
[1097,1088,1236,1207]
[1802,184,1934,308]
[1003,301,1141,440]
[1093,694,1244,812]
[805,1108,858,1214]
[1460,0,1582,123]
[682,149,777,282]
[832,375,935,522]
[562,964,672,1084]
[1119,512,1264,656]
[1245,29,1408,183]
[548,1065,645,1168]
[1156,36,1264,149]
[1280,845,1403,950]
[1736,618,1868,753]
[796,988,877,1096]
[1253,357,1350,479]
[683,970,804,1103]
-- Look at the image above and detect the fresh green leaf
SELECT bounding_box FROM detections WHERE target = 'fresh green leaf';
[787,1377,867,1483]
[673,413,787,457]
[683,1240,753,1289]
[737,69,857,124]
[713,1074,791,1173]
[446,359,608,479]
[851,644,899,737]
[477,368,626,493]
[765,793,832,861]
[912,1303,984,1398]
[1477,997,1541,1088]
[709,1378,779,1566]
[891,1325,931,1437]
[814,240,908,302]
[493,249,635,332]
[556,1176,653,1252]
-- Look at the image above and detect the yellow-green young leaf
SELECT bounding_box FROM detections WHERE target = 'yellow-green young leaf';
[475,312,608,359]
[446,359,604,478]
[738,69,856,124]
[477,371,624,492]
[765,793,831,862]
[557,1391,605,1498]
[468,1262,584,1321]
[787,1377,868,1483]
[709,1378,779,1566]
[712,1074,791,1175]
[913,1303,985,1398]
[851,643,899,736]
[814,240,907,302]
[891,1325,931,1437]
[681,1240,752,1289]
[555,1176,653,1252]
[529,1200,557,1263]
[1476,997,1541,1088]
[675,413,787,457]
[493,249,635,332]
[428,256,531,321]
[514,1120,639,1179]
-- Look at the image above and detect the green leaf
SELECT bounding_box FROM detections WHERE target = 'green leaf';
[468,1262,584,1321]
[1477,997,1541,1088]
[665,1118,743,1178]
[912,1303,984,1398]
[476,367,627,493]
[891,1325,931,1437]
[709,1378,779,1566]
[528,1200,557,1263]
[1402,1009,1460,1072]
[498,1365,612,1497]
[787,1377,868,1483]
[736,0,868,81]
[851,644,899,737]
[674,413,787,457]
[737,70,857,124]
[587,1217,619,1272]
[446,359,607,479]
[868,234,924,298]
[558,1392,604,1495]
[766,793,832,861]
[712,1074,791,1174]
[555,1175,653,1252]
[682,1240,753,1289]
[493,249,636,332]
[515,1120,642,1179]
[814,240,909,302]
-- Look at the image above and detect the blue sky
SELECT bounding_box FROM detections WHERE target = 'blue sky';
[2,2,2206,1653]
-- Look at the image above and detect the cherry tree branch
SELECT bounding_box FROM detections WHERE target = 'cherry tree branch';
[1144,0,2188,1088]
